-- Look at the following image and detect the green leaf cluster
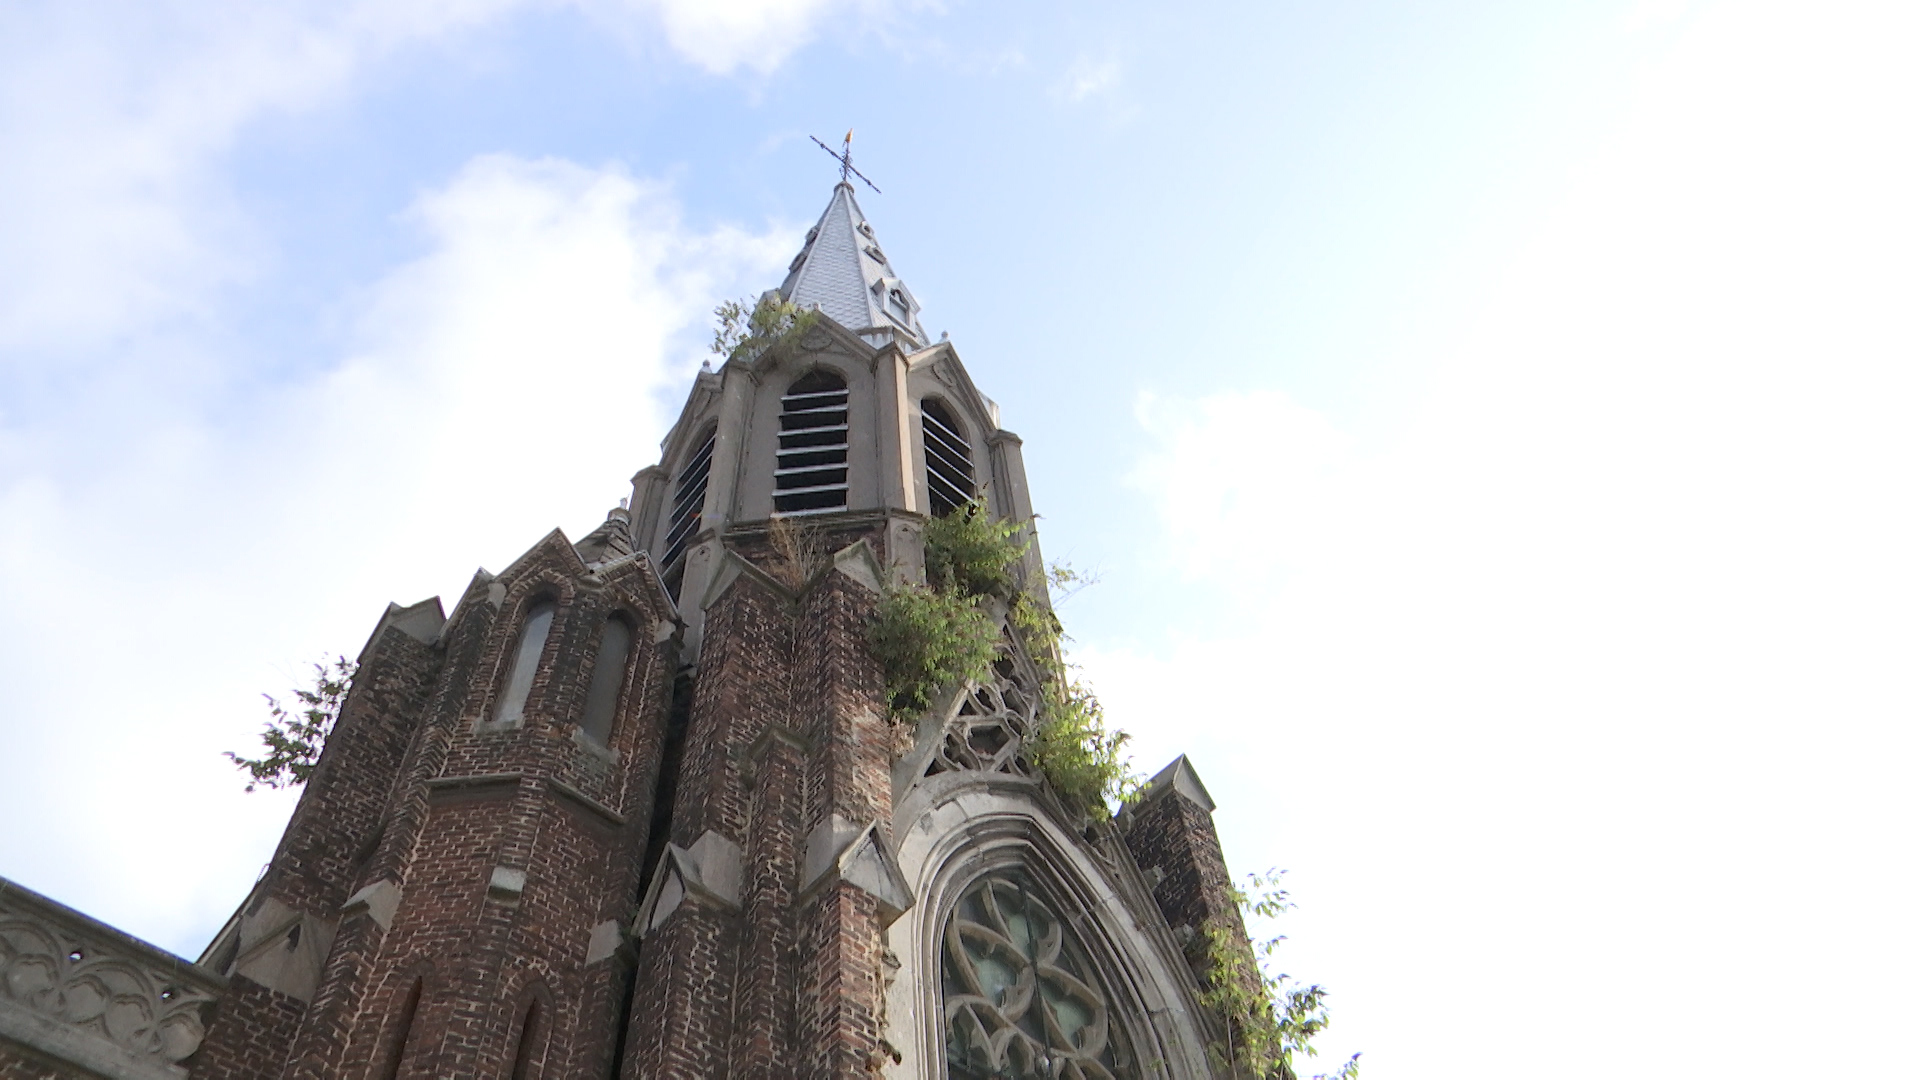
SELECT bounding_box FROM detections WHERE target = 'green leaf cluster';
[923,501,1024,600]
[1023,677,1137,816]
[226,656,357,793]
[870,498,1139,815]
[711,294,820,362]
[868,583,1000,718]
[1199,872,1361,1080]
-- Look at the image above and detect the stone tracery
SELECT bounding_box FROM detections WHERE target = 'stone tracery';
[926,647,1039,779]
[941,871,1136,1080]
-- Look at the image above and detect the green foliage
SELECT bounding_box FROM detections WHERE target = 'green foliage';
[870,496,1140,815]
[710,294,820,361]
[1024,677,1139,815]
[868,584,1000,719]
[225,657,357,793]
[1200,872,1361,1080]
[923,501,1025,600]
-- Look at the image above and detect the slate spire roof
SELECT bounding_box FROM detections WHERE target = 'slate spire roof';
[776,181,929,348]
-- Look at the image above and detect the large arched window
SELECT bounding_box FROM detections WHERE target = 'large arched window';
[579,615,633,746]
[774,370,850,514]
[942,869,1139,1080]
[493,600,555,725]
[921,398,975,517]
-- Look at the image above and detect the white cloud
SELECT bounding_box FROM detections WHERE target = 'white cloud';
[1056,53,1121,104]
[624,0,867,75]
[0,0,882,355]
[0,153,793,954]
[1105,1,1920,1075]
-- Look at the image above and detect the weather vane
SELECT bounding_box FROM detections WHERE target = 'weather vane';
[810,130,881,194]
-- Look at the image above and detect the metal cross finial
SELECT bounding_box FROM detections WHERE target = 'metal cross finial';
[810,130,881,194]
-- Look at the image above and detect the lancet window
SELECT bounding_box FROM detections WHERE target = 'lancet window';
[578,615,633,746]
[774,370,850,514]
[943,869,1138,1080]
[493,600,555,725]
[922,397,975,517]
[662,425,716,576]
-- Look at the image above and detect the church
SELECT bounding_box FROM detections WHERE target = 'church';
[0,174,1259,1079]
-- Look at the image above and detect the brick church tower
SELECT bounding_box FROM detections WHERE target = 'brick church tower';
[0,180,1256,1080]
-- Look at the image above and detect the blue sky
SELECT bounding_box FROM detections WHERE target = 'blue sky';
[3,1,1916,1076]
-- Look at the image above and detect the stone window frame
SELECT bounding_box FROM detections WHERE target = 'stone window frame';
[909,818,1197,1080]
[919,394,976,518]
[772,364,854,516]
[660,419,719,589]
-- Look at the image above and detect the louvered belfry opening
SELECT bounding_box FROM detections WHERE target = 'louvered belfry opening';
[921,398,974,517]
[662,426,716,595]
[774,370,851,514]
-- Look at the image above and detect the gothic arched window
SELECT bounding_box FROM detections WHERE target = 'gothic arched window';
[508,995,545,1080]
[775,370,850,514]
[921,398,974,517]
[579,615,633,746]
[493,600,555,725]
[943,870,1138,1080]
[374,974,424,1080]
[662,425,717,577]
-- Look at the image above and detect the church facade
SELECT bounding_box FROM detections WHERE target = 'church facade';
[0,180,1256,1080]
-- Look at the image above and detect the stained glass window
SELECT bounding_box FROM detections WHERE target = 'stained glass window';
[942,871,1137,1080]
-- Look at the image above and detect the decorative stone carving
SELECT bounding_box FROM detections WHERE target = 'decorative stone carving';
[942,872,1136,1080]
[0,881,223,1073]
[927,650,1039,779]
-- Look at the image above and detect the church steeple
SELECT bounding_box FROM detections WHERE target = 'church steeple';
[777,182,929,348]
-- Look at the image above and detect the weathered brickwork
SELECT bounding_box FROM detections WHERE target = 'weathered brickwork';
[2,184,1264,1080]
[1122,771,1264,1047]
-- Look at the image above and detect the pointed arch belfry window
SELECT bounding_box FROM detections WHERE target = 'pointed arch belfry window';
[921,398,975,517]
[943,869,1139,1080]
[775,370,850,514]
[662,424,716,577]
[493,600,555,725]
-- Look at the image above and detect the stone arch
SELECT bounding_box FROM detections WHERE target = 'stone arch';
[890,796,1215,1080]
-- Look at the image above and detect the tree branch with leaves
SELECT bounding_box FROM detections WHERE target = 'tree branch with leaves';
[1200,871,1362,1080]
[225,656,356,792]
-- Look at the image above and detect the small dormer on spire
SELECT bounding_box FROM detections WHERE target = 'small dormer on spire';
[777,182,929,349]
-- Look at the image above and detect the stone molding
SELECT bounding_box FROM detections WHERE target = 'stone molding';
[0,876,224,1079]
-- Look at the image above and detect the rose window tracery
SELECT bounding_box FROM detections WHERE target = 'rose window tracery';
[942,872,1137,1080]
[926,649,1038,779]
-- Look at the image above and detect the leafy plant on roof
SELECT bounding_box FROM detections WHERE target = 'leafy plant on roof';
[711,293,820,362]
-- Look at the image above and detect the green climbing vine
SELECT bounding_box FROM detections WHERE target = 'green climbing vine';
[868,499,1139,815]
[1199,871,1362,1080]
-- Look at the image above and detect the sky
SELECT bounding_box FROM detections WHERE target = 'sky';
[2,0,1916,1076]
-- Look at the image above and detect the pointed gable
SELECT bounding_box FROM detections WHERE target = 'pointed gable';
[778,182,928,347]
